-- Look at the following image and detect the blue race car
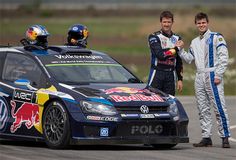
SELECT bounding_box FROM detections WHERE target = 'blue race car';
[0,45,189,149]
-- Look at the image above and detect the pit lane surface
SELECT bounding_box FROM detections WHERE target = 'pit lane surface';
[1,96,235,160]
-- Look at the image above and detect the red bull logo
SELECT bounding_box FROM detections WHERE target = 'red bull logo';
[104,87,145,94]
[10,100,39,133]
[26,28,37,40]
[110,94,164,102]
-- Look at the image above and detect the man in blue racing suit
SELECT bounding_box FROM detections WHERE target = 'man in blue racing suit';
[147,11,183,96]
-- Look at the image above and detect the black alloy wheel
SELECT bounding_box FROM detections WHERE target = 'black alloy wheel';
[43,101,70,149]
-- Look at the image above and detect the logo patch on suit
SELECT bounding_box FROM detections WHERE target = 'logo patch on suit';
[206,38,212,44]
[171,37,177,44]
[219,37,223,41]
[161,38,167,47]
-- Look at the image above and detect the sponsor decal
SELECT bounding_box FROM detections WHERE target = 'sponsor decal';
[140,114,155,119]
[158,59,175,65]
[100,128,109,137]
[13,89,35,103]
[161,38,167,47]
[86,115,101,121]
[86,115,118,122]
[171,37,177,44]
[219,37,223,41]
[149,37,157,42]
[110,94,164,102]
[104,87,146,94]
[72,26,78,31]
[10,100,39,133]
[131,125,163,135]
[154,113,170,117]
[54,55,103,60]
[83,29,88,38]
[0,98,9,132]
[206,37,212,44]
[120,114,139,118]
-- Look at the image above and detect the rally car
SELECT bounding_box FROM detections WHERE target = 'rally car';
[0,45,189,149]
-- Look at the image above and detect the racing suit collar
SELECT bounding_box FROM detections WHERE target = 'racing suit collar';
[160,30,173,38]
[199,29,210,39]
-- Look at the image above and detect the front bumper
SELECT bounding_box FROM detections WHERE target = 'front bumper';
[70,119,189,145]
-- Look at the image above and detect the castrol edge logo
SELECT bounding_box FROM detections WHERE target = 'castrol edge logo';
[103,87,164,102]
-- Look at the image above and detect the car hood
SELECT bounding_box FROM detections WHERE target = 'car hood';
[60,83,170,106]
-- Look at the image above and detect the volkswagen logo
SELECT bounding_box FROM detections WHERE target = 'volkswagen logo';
[140,105,149,114]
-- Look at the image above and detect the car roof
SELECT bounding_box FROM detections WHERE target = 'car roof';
[0,45,108,57]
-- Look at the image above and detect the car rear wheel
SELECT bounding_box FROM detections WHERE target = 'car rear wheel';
[151,144,177,149]
[43,101,70,149]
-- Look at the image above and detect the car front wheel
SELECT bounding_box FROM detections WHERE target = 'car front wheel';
[43,101,70,149]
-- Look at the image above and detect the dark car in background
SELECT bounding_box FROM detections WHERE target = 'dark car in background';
[0,45,189,149]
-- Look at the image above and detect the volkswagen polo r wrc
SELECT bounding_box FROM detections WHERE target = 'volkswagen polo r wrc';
[0,45,189,149]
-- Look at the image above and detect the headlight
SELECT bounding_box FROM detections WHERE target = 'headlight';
[80,101,117,116]
[167,99,179,117]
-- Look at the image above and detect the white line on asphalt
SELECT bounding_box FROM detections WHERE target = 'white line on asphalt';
[229,125,236,142]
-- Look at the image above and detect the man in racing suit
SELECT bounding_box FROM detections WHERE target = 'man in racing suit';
[147,11,183,96]
[177,12,231,148]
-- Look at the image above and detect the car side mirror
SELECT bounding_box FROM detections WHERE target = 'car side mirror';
[14,79,37,90]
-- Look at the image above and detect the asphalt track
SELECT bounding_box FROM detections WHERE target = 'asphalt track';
[0,96,235,160]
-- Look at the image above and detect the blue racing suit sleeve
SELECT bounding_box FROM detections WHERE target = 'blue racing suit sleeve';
[175,54,183,81]
[175,35,183,81]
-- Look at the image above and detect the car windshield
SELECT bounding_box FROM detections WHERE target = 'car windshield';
[39,53,140,84]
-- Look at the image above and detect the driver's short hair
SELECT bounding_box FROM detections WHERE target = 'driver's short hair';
[160,11,174,22]
[195,12,209,24]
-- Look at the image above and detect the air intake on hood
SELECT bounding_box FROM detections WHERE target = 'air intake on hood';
[73,87,101,97]
[48,46,92,55]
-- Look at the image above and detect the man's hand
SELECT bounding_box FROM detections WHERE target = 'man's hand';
[175,40,184,50]
[177,80,183,93]
[214,78,221,85]
[164,40,185,57]
[164,48,177,57]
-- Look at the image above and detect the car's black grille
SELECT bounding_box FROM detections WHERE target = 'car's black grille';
[115,106,168,114]
[82,121,177,137]
[116,121,177,137]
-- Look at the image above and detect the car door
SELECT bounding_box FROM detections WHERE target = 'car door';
[0,51,48,137]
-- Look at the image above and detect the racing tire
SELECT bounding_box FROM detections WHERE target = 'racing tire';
[151,144,177,149]
[43,101,71,149]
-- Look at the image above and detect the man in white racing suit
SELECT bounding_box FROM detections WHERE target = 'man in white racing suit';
[177,12,231,148]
